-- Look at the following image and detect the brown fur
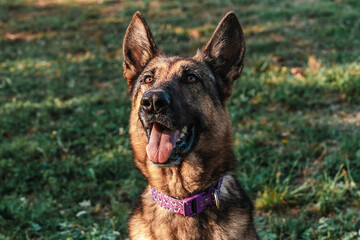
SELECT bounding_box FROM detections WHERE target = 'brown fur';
[123,11,258,240]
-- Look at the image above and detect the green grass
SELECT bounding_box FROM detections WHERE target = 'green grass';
[1,0,360,239]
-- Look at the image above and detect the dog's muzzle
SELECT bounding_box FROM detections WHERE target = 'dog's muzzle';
[139,90,197,167]
[140,90,170,115]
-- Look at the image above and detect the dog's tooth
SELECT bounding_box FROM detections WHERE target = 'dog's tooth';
[179,133,185,139]
[176,138,181,143]
[182,126,187,134]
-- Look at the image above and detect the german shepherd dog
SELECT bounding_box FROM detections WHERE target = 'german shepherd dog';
[123,11,258,240]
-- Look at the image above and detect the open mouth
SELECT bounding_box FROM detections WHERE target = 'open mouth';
[145,122,196,167]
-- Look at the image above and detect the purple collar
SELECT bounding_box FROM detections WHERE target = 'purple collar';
[150,177,223,217]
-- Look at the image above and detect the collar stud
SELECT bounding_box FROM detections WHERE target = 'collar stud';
[151,177,224,217]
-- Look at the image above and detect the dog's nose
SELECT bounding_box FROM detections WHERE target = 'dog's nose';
[141,90,170,114]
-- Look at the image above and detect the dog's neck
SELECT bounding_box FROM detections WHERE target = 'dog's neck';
[150,177,223,217]
[145,152,235,199]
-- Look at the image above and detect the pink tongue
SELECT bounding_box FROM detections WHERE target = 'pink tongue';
[146,123,180,164]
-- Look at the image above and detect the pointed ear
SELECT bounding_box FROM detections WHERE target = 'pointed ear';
[200,12,245,101]
[123,12,159,93]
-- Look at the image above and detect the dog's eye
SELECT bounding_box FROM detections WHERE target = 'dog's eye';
[187,74,197,83]
[144,76,154,84]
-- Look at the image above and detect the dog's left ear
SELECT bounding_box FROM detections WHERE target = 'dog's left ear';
[123,12,159,93]
[199,12,245,101]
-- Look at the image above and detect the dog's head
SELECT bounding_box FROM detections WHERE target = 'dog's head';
[123,12,245,179]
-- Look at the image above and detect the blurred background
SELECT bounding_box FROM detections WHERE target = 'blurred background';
[0,0,359,239]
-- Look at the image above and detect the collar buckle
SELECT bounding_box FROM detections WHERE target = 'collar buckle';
[213,189,221,208]
[151,177,224,217]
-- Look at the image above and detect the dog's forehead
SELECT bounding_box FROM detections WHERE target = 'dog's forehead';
[148,56,213,80]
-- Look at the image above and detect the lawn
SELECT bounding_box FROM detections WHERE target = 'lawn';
[0,0,359,239]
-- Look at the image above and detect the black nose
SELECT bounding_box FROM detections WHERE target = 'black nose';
[141,90,170,114]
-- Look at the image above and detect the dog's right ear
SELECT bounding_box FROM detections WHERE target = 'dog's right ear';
[123,12,159,93]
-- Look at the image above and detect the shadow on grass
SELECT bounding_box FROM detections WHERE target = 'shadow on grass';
[1,0,360,239]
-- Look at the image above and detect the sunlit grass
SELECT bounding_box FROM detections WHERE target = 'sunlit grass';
[1,0,360,239]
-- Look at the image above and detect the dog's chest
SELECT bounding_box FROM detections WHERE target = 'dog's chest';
[128,178,255,240]
[129,206,224,240]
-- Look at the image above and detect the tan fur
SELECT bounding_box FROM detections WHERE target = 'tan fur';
[123,11,258,240]
[128,175,256,240]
